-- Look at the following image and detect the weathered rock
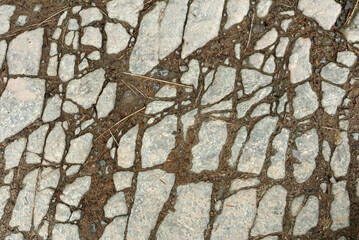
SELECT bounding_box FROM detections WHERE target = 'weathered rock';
[105,23,130,54]
[42,94,62,122]
[330,181,350,231]
[117,125,139,168]
[268,128,290,179]
[225,0,249,29]
[254,28,278,50]
[293,82,318,119]
[293,196,319,235]
[321,63,349,84]
[79,7,103,26]
[321,82,346,115]
[241,69,272,94]
[44,122,66,163]
[104,192,127,218]
[106,0,143,27]
[81,26,102,48]
[96,82,117,118]
[289,37,312,84]
[331,132,350,177]
[59,54,76,82]
[0,5,16,35]
[65,133,93,164]
[60,176,92,207]
[4,138,26,170]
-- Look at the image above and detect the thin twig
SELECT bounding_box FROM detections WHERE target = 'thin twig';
[37,7,69,26]
[244,13,255,53]
[121,79,138,96]
[345,0,359,26]
[95,107,145,141]
[122,72,193,88]
[109,130,119,147]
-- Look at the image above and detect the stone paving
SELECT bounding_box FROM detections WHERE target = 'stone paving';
[0,0,359,239]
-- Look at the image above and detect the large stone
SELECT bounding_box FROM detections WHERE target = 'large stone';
[289,37,312,84]
[104,192,127,218]
[79,7,103,26]
[42,94,62,122]
[293,82,318,119]
[65,133,93,164]
[180,59,199,89]
[241,69,272,94]
[117,125,139,168]
[331,132,350,177]
[52,224,80,240]
[0,77,45,143]
[321,82,346,115]
[44,122,66,163]
[60,176,92,207]
[267,128,290,179]
[257,0,272,18]
[105,23,130,54]
[237,87,272,118]
[0,40,7,68]
[0,186,10,219]
[27,124,49,154]
[293,196,319,235]
[4,138,26,170]
[106,0,143,27]
[254,28,278,50]
[330,181,350,231]
[224,0,249,29]
[0,5,16,34]
[81,26,102,48]
[96,82,117,118]
[321,62,349,84]
[228,126,247,168]
[100,217,127,240]
[59,54,76,82]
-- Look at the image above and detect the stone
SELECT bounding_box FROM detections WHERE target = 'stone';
[257,0,272,18]
[250,103,270,117]
[68,19,79,30]
[47,56,58,76]
[235,44,241,59]
[228,126,247,168]
[281,19,292,32]
[330,181,350,231]
[241,69,272,94]
[145,100,174,114]
[251,185,287,236]
[293,196,319,235]
[291,195,305,216]
[117,125,139,168]
[337,51,357,67]
[0,5,16,34]
[180,59,199,89]
[52,224,80,240]
[321,63,349,84]
[27,124,49,154]
[25,152,41,164]
[113,171,134,191]
[38,221,49,239]
[0,77,45,143]
[293,82,318,119]
[225,0,249,29]
[0,186,10,219]
[63,101,79,114]
[65,133,93,164]
[238,116,278,174]
[66,68,106,109]
[96,82,117,118]
[44,122,66,163]
[105,23,130,54]
[182,0,225,58]
[181,109,198,140]
[322,140,331,162]
[104,192,127,218]
[342,10,359,42]
[5,233,24,240]
[42,94,62,122]
[4,170,14,184]
[106,0,143,27]
[237,87,272,118]
[60,176,92,207]
[249,53,264,69]
[156,182,212,240]
[230,178,260,192]
[0,40,7,68]
[88,51,101,60]
[212,189,256,239]
[292,129,319,183]
[321,82,346,115]
[55,203,71,222]
[79,58,89,71]
[141,115,177,168]
[5,138,26,170]
[201,66,236,105]
[276,37,289,57]
[155,85,177,98]
[289,37,312,83]
[49,42,58,56]
[254,28,278,50]
[263,55,276,74]
[59,54,76,82]
[191,120,227,173]
[7,28,44,75]
[81,26,102,48]
[298,0,341,30]
[100,217,127,240]
[267,128,290,179]
[331,132,350,177]
[79,7,103,26]
[127,169,175,240]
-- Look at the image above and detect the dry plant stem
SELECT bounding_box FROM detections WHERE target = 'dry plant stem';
[122,72,193,88]
[345,0,359,26]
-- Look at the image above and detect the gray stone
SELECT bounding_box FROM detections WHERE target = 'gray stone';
[117,125,139,168]
[322,140,331,162]
[38,221,49,239]
[106,0,143,27]
[298,0,341,30]
[293,82,318,119]
[191,120,227,173]
[0,5,16,34]
[291,195,305,216]
[141,115,177,168]
[68,19,79,30]
[181,109,197,140]
[249,53,264,69]
[331,132,350,177]
[105,23,130,54]
[100,217,127,240]
[60,176,92,206]
[321,82,345,115]
[289,37,312,83]
[155,85,177,98]
[201,100,232,113]
[0,77,45,143]
[241,69,272,94]
[228,126,247,168]
[235,43,241,59]
[49,42,58,56]
[42,94,62,122]
[254,28,278,50]
[292,129,318,183]
[63,101,79,114]
[237,87,272,118]
[65,133,93,164]
[55,203,71,222]
[342,10,359,43]
[293,196,319,235]
[212,189,256,239]
[156,182,212,240]
[7,28,44,75]
[96,82,117,118]
[145,100,174,114]
[276,37,289,57]
[201,66,236,105]
[0,40,7,68]
[0,186,10,219]
[250,103,270,117]
[182,0,225,58]
[44,122,66,163]
[66,68,106,109]
[59,54,76,82]
[25,152,41,164]
[81,26,102,48]
[47,56,58,76]
[5,233,24,240]
[79,7,103,26]
[52,224,80,240]
[281,19,292,32]
[277,93,287,114]
[321,63,349,84]
[104,192,127,218]
[330,181,350,231]
[113,171,134,191]
[127,169,175,240]
[87,51,101,60]
[225,0,249,29]
[337,51,357,67]
[4,170,14,184]
[238,116,278,174]
[263,55,276,74]
[257,0,272,18]
[268,128,290,179]
[5,138,26,170]
[181,59,199,89]
[251,185,287,236]
[229,178,260,191]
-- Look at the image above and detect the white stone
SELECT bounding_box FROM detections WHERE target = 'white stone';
[38,221,49,239]
[5,233,24,240]
[182,0,225,58]
[42,94,62,122]
[127,169,175,240]
[7,28,44,75]
[141,115,177,168]
[292,129,318,183]
[4,170,14,184]
[96,82,117,118]
[228,126,247,168]
[237,87,272,118]
[276,37,289,57]
[322,140,331,162]
[241,69,272,94]
[249,53,264,69]
[251,185,287,236]
[201,100,232,113]
[330,181,350,231]
[79,58,89,71]
[289,37,312,83]
[180,59,199,89]
[81,26,102,48]
[47,56,58,76]
[225,0,249,29]
[331,132,350,177]
[52,224,80,240]
[257,0,272,18]
[181,109,197,141]
[0,5,16,34]
[0,186,10,219]
[106,0,143,27]
[25,152,41,164]
[145,100,174,114]
[268,128,290,179]
[59,54,76,82]
[235,44,241,60]
[254,28,278,50]
[55,203,71,222]
[44,122,66,163]
[66,68,106,109]
[191,120,227,173]
[63,101,79,114]
[117,125,139,168]
[113,171,134,191]
[343,11,359,43]
[104,192,127,218]
[298,0,341,30]
[281,19,292,32]
[238,116,278,174]
[65,31,74,46]
[68,19,79,30]
[60,176,91,206]
[5,138,26,170]
[291,195,305,216]
[87,51,100,60]
[66,165,81,176]
[263,55,276,74]
[49,42,58,56]
[321,82,346,115]
[156,182,212,240]
[321,63,349,84]
[293,82,318,119]
[65,133,93,164]
[79,7,103,26]
[105,23,130,54]
[0,77,45,142]
[0,40,6,70]
[293,196,319,235]
[337,51,357,67]
[100,217,127,240]
[27,126,50,153]
[250,103,270,117]
[155,85,177,98]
